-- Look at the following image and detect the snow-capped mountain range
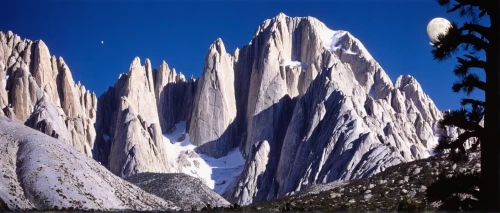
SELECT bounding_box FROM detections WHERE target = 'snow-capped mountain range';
[0,13,457,208]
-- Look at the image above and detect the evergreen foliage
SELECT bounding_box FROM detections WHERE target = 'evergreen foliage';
[431,0,499,210]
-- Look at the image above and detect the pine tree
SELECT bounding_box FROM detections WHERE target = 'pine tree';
[431,0,499,210]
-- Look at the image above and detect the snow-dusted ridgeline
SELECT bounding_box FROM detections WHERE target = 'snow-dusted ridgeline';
[0,12,458,207]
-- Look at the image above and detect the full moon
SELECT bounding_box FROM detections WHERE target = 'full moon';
[101,41,104,44]
[427,17,452,43]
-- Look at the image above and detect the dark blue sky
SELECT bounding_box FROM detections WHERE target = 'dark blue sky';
[1,0,480,110]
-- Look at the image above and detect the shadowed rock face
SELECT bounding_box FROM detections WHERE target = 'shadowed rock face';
[24,95,69,142]
[0,29,197,178]
[0,116,179,211]
[188,39,238,158]
[93,58,197,177]
[155,61,197,134]
[94,57,177,177]
[223,140,271,205]
[219,13,458,205]
[126,173,230,211]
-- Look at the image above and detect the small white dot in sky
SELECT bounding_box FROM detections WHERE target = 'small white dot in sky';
[101,41,104,44]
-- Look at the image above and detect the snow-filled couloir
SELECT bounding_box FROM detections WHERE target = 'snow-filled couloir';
[164,121,245,194]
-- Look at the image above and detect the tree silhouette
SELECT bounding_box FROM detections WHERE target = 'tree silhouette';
[431,0,499,210]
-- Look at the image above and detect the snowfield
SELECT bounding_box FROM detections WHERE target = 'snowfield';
[320,26,374,60]
[321,28,348,52]
[164,121,245,194]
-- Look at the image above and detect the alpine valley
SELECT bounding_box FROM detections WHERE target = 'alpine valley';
[0,13,459,210]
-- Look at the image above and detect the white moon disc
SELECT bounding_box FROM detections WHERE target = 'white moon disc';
[427,17,452,43]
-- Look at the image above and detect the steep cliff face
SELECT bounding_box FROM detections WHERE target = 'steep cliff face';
[154,60,197,134]
[273,66,433,199]
[222,14,329,203]
[0,31,97,156]
[188,39,238,157]
[223,140,270,205]
[240,14,324,157]
[1,12,457,206]
[95,57,177,177]
[0,30,197,178]
[218,13,449,204]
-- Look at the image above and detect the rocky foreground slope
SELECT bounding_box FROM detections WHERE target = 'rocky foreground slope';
[250,151,480,211]
[0,116,179,211]
[126,173,230,211]
[0,12,460,205]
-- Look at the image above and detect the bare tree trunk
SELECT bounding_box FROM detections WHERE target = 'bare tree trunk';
[482,2,500,211]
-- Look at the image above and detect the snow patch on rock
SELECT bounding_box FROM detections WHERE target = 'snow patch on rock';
[320,27,374,61]
[164,121,245,194]
[284,61,308,69]
[321,29,347,51]
[2,75,8,89]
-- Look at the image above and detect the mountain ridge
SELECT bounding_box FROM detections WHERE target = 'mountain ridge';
[0,12,458,206]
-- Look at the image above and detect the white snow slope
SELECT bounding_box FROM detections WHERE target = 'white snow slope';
[164,121,245,194]
[321,27,374,60]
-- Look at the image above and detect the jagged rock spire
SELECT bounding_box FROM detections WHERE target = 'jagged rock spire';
[188,38,237,157]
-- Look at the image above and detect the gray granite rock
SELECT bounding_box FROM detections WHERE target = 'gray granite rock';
[154,61,196,134]
[224,140,270,205]
[1,13,465,207]
[24,95,69,143]
[0,31,97,157]
[188,39,237,157]
[223,13,460,205]
[0,116,179,211]
[126,173,230,210]
[102,57,177,177]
